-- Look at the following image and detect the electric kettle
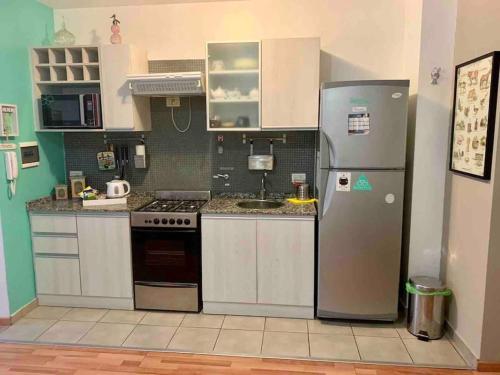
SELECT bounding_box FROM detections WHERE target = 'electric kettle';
[106,179,131,198]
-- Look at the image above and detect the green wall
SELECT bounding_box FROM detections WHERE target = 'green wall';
[0,0,66,314]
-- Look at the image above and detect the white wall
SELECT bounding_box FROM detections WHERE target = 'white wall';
[55,0,410,81]
[444,0,500,359]
[408,0,457,278]
[399,0,422,304]
[0,216,10,318]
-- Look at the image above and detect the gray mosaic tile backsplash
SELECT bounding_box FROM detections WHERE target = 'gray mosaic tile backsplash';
[63,60,317,195]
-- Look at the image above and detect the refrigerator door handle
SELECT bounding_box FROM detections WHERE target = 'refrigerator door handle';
[320,130,335,169]
[318,168,332,220]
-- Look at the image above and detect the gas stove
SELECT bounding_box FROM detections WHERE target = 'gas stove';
[131,191,210,229]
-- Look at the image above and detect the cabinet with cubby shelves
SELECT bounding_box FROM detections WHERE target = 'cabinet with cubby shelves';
[31,45,151,132]
[32,46,100,84]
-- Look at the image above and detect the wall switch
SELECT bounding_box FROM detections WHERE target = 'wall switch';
[165,96,181,107]
[292,173,306,184]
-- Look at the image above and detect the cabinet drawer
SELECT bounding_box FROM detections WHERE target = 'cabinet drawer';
[32,236,78,255]
[31,214,77,234]
[34,257,81,296]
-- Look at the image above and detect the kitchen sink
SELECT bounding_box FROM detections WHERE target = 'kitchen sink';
[237,200,284,209]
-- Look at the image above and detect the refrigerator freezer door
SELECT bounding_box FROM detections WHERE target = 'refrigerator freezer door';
[320,81,409,169]
[317,170,404,320]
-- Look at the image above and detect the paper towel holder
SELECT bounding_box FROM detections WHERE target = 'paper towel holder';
[248,139,275,171]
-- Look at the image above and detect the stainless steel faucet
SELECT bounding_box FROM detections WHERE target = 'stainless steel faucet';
[259,172,267,200]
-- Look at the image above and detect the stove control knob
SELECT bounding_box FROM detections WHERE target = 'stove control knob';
[154,218,160,225]
[177,219,183,225]
[184,219,191,225]
[169,219,175,225]
[162,218,168,225]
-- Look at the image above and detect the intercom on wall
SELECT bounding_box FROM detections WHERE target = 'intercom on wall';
[4,151,18,197]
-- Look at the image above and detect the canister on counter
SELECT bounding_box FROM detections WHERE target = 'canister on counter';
[296,183,310,200]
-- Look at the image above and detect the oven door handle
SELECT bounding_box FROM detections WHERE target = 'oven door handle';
[135,281,198,288]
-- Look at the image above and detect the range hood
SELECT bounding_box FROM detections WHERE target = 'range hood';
[127,72,205,96]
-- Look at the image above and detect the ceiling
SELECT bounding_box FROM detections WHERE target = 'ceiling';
[39,0,242,9]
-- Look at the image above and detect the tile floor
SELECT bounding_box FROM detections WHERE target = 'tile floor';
[0,306,468,368]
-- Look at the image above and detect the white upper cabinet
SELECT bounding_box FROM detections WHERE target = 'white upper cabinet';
[206,38,320,131]
[206,41,261,131]
[31,44,151,132]
[261,38,320,129]
[100,44,151,131]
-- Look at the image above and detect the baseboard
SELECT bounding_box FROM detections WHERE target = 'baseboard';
[445,320,478,369]
[0,298,38,326]
[38,294,134,310]
[477,361,500,372]
[0,318,10,326]
[203,301,314,319]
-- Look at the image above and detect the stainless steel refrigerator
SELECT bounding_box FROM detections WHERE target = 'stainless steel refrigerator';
[317,80,409,321]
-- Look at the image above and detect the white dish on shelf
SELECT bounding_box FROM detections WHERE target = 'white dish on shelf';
[249,88,259,99]
[211,60,225,71]
[210,86,226,99]
[234,57,258,69]
[208,69,259,75]
[226,89,241,100]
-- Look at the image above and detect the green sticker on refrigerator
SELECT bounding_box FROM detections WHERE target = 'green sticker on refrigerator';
[353,174,373,191]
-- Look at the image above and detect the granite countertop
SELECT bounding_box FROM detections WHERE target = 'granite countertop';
[201,196,317,217]
[27,192,154,213]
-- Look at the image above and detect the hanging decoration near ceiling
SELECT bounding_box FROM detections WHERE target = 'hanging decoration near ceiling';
[450,51,500,180]
[110,14,122,44]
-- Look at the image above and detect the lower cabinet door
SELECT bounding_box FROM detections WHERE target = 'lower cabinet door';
[202,217,257,303]
[257,219,314,306]
[34,257,81,296]
[77,215,133,298]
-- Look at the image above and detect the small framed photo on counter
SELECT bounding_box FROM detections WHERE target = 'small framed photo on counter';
[450,51,500,180]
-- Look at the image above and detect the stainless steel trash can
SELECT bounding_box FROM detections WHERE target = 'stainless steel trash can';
[407,276,451,340]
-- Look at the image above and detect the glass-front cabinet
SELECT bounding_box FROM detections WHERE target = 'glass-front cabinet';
[206,41,261,131]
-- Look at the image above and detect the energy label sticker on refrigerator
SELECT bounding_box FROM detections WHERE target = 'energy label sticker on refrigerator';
[336,172,351,192]
[348,113,370,135]
[353,174,373,191]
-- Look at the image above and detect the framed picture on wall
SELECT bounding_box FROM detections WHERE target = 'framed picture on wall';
[450,51,500,180]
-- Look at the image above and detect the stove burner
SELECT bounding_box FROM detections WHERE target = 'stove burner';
[139,199,207,213]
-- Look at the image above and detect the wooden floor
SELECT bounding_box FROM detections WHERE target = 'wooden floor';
[0,343,496,375]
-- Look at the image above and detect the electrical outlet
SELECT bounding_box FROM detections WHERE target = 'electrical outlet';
[69,170,83,177]
[165,96,181,107]
[291,173,306,184]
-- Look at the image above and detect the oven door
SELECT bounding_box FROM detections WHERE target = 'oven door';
[131,227,201,312]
